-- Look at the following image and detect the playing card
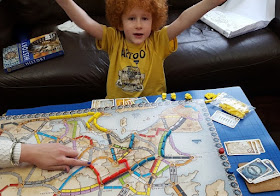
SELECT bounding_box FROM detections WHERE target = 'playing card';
[224,140,259,155]
[115,98,134,106]
[252,139,265,153]
[237,158,272,183]
[91,99,115,108]
[253,159,280,183]
[115,97,149,107]
[251,141,260,154]
[155,97,171,103]
[211,110,240,128]
[123,98,136,105]
[134,97,149,104]
[115,98,125,106]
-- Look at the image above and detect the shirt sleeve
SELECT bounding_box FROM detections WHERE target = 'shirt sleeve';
[152,26,178,59]
[96,25,119,54]
[0,140,21,168]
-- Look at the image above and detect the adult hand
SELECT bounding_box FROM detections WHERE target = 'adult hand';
[20,143,89,172]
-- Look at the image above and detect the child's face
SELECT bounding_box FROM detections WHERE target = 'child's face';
[120,7,152,45]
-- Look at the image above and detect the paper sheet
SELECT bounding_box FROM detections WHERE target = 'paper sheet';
[57,20,85,34]
[201,0,275,38]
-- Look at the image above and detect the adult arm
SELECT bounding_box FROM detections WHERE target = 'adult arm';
[0,141,89,172]
[167,0,226,40]
[56,0,103,40]
[0,140,21,168]
[20,143,89,172]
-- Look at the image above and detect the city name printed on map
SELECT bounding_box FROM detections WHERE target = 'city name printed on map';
[102,189,114,192]
[40,192,55,195]
[152,187,162,190]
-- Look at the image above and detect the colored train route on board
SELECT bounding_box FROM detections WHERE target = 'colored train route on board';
[0,111,192,196]
[0,100,242,196]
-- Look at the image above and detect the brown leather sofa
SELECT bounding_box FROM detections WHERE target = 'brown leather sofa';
[0,0,280,146]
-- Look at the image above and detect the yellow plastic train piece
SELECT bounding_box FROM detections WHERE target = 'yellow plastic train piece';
[162,93,167,100]
[184,93,192,100]
[219,103,248,119]
[171,93,176,101]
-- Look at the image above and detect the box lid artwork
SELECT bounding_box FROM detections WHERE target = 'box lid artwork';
[2,32,64,73]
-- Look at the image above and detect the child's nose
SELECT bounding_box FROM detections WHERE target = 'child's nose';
[136,19,142,29]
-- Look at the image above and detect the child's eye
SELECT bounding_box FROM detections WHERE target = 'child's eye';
[128,17,135,20]
[142,17,148,20]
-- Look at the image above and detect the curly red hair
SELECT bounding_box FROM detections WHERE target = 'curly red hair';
[105,0,168,31]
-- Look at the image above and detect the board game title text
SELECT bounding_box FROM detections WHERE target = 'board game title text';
[21,42,30,61]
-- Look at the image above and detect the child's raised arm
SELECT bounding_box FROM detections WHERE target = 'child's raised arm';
[167,0,226,40]
[56,0,103,40]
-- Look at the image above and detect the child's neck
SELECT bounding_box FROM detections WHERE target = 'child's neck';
[125,39,145,48]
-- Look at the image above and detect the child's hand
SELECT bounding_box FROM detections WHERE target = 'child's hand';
[20,143,90,172]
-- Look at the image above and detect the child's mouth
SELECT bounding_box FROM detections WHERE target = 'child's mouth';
[134,33,143,38]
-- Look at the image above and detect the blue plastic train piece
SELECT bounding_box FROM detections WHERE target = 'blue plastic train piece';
[139,159,147,166]
[161,149,165,157]
[147,156,155,161]
[129,134,135,148]
[131,164,139,171]
[133,171,141,177]
[166,130,172,137]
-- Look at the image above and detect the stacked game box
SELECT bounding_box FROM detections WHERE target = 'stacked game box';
[2,32,64,73]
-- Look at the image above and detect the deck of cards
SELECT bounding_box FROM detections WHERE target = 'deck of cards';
[224,139,265,155]
[91,97,149,108]
[237,158,280,184]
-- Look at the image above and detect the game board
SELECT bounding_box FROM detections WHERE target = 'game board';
[0,99,242,196]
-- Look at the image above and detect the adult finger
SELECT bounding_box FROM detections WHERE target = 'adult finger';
[64,149,79,158]
[46,165,70,172]
[64,158,90,167]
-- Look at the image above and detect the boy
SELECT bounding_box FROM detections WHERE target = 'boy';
[56,0,226,99]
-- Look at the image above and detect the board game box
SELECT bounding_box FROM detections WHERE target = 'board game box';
[2,32,64,73]
[0,99,242,196]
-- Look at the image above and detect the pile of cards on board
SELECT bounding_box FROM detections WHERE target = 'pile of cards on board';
[224,139,265,155]
[91,97,149,108]
[237,158,280,184]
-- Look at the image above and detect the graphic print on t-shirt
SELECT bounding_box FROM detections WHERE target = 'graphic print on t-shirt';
[116,65,145,92]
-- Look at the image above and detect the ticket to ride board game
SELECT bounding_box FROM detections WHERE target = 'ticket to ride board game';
[0,99,242,196]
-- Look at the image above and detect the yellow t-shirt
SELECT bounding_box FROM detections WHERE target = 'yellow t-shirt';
[96,25,177,99]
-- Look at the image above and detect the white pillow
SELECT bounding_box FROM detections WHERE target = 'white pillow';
[200,0,275,38]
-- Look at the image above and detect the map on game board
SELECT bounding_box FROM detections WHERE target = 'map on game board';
[0,99,242,196]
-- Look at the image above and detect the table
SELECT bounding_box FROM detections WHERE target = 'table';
[6,86,280,195]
